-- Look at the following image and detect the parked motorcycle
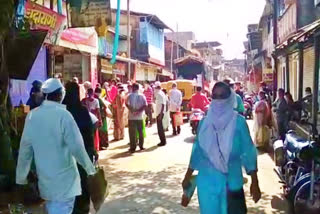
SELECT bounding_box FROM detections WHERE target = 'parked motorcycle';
[274,126,320,214]
[189,108,205,135]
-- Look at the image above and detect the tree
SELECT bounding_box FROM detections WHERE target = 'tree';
[0,0,15,106]
[0,0,16,188]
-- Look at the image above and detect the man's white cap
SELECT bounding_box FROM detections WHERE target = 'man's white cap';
[42,78,63,94]
[155,81,161,88]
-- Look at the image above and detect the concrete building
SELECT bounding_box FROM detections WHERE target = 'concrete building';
[164,31,195,50]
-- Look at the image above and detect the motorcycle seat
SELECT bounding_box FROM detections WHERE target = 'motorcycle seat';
[285,131,310,154]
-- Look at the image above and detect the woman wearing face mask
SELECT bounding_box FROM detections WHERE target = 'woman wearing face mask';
[253,91,271,150]
[182,82,261,214]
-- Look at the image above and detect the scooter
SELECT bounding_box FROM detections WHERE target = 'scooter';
[274,125,320,214]
[190,108,205,135]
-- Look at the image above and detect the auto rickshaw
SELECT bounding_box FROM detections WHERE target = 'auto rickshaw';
[161,80,197,115]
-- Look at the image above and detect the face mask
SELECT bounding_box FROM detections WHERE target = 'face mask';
[60,89,66,104]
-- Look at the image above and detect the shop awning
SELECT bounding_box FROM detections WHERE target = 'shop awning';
[58,27,99,54]
[158,69,174,79]
[104,54,138,64]
[174,55,204,66]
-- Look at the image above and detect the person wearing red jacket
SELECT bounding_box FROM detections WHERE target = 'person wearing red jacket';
[189,86,210,112]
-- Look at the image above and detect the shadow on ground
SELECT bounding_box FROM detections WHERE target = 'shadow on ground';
[99,163,289,214]
[98,164,198,214]
[184,136,195,144]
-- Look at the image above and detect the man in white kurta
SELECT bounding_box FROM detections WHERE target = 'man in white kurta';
[16,78,96,214]
[168,82,183,135]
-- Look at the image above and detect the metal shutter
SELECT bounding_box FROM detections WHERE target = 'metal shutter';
[303,47,315,96]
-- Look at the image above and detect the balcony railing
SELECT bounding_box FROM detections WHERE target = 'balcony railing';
[277,3,297,44]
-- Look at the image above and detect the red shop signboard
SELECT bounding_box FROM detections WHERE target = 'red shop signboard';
[25,1,67,45]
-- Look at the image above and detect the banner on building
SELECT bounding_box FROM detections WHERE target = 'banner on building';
[100,59,126,76]
[263,68,273,82]
[25,1,67,45]
[69,0,112,33]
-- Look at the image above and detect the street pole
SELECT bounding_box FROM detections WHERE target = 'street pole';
[127,0,131,81]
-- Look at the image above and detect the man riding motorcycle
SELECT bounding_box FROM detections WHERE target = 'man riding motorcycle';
[188,86,210,112]
[188,86,209,134]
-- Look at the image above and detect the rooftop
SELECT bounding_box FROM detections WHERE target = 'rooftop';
[111,9,172,30]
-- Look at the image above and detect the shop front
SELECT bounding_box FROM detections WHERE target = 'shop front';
[135,63,158,82]
[99,58,128,83]
[52,27,99,86]
[157,69,174,82]
[9,1,67,106]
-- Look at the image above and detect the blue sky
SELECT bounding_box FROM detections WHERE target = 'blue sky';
[111,0,266,59]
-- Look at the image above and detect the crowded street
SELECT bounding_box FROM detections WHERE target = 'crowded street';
[2,0,320,214]
[96,121,288,214]
[3,121,288,214]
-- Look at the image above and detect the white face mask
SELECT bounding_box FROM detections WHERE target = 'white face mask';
[59,88,66,104]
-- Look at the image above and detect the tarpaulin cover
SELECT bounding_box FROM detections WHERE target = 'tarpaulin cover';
[9,47,47,107]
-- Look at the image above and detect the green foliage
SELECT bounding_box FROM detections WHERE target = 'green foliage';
[0,0,15,39]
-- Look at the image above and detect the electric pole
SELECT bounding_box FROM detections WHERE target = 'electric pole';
[127,0,131,81]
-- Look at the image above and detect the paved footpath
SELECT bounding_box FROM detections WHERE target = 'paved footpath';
[96,120,289,214]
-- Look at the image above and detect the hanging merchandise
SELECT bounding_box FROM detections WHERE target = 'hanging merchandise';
[111,0,121,64]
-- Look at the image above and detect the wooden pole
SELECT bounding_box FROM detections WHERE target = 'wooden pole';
[312,35,320,136]
[286,55,290,92]
[127,0,131,81]
[298,44,304,100]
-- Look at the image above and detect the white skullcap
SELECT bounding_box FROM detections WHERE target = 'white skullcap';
[42,78,63,94]
[155,81,161,88]
[83,81,92,90]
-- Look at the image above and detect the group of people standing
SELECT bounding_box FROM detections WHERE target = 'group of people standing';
[248,80,314,151]
[126,81,184,152]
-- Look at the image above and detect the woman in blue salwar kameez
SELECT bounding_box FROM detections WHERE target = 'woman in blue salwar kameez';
[182,82,261,214]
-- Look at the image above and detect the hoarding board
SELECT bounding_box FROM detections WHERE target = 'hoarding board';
[69,0,112,33]
[25,1,67,45]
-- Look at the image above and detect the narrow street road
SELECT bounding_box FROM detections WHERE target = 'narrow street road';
[96,120,289,214]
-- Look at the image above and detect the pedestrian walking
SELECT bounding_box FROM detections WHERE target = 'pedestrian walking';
[285,92,295,122]
[223,79,245,114]
[253,91,271,150]
[162,89,170,132]
[109,79,118,103]
[16,78,96,214]
[26,80,44,110]
[82,88,101,151]
[95,87,109,149]
[63,82,98,214]
[182,82,261,214]
[126,83,147,153]
[169,82,183,135]
[113,86,126,141]
[143,81,154,127]
[234,82,244,100]
[154,82,167,146]
[272,88,289,141]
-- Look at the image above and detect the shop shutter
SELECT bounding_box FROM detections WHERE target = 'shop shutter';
[289,53,299,100]
[303,47,315,96]
[277,59,282,90]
